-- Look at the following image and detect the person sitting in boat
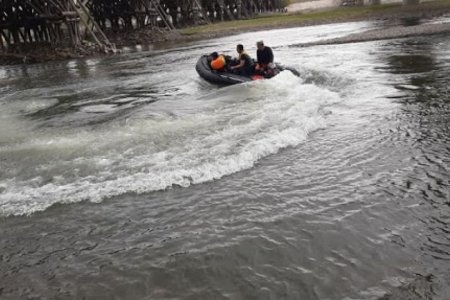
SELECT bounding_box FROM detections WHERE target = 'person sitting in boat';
[229,44,253,77]
[255,41,275,77]
[210,52,226,72]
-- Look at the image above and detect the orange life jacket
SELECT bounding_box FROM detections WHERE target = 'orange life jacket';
[211,55,226,71]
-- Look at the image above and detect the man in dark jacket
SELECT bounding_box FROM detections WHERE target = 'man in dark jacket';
[255,41,274,75]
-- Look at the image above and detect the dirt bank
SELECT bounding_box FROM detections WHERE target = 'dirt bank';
[0,41,109,65]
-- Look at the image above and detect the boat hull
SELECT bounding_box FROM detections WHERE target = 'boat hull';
[195,55,253,85]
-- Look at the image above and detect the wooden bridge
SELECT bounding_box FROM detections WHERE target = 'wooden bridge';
[0,0,286,52]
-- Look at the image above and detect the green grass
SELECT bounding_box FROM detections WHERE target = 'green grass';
[180,0,450,36]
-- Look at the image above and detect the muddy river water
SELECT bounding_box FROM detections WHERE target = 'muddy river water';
[0,20,449,299]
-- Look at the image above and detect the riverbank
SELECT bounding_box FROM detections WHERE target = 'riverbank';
[0,31,179,65]
[0,41,107,65]
[1,0,450,65]
[179,0,450,38]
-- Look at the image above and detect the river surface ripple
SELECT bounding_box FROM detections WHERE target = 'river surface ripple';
[0,21,449,299]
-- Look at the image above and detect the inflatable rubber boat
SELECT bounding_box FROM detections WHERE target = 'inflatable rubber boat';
[195,54,299,85]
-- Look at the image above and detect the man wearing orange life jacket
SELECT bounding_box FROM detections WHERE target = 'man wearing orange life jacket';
[210,52,226,71]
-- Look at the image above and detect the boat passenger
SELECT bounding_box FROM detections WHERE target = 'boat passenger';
[210,52,226,71]
[255,41,274,75]
[230,44,253,77]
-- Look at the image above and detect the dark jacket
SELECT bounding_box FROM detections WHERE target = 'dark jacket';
[257,46,274,65]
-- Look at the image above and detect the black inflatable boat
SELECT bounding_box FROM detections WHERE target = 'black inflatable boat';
[195,55,299,86]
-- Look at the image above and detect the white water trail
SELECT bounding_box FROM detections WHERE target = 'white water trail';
[0,72,340,216]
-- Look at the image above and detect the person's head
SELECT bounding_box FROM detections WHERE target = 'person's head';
[236,44,244,54]
[256,41,264,50]
[211,52,219,59]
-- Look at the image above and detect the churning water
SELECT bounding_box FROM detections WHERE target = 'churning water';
[0,21,449,299]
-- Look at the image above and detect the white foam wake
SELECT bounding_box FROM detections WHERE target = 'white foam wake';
[0,72,340,216]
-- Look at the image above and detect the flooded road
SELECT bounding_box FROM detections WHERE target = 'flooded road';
[1,21,449,299]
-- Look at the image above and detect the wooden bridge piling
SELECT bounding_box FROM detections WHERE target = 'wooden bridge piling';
[0,0,286,52]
